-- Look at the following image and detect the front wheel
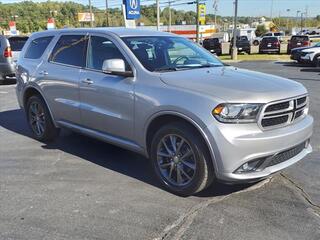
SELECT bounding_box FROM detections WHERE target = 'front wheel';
[26,95,60,142]
[150,122,214,196]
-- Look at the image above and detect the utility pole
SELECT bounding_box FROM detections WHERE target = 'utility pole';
[157,0,160,31]
[286,9,290,33]
[270,0,274,20]
[105,0,109,27]
[300,12,303,32]
[89,0,93,27]
[168,1,172,32]
[231,0,238,60]
[196,0,200,43]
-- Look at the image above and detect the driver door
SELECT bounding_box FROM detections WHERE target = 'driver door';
[79,34,135,141]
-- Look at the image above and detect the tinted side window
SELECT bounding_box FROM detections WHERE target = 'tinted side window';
[25,36,53,59]
[50,35,88,67]
[87,36,128,71]
[9,37,28,51]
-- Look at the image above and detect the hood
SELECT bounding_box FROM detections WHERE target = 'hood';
[292,45,319,52]
[160,66,307,103]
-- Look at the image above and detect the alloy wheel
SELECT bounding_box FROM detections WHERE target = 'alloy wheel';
[156,134,196,187]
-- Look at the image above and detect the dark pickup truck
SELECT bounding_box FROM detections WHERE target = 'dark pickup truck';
[202,38,222,56]
[230,36,251,54]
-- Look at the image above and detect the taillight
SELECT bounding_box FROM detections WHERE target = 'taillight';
[4,47,12,58]
[303,41,309,46]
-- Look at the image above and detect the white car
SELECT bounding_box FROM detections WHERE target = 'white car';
[291,42,320,66]
[253,32,285,46]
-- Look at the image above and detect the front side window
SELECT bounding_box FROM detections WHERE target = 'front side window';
[50,35,88,67]
[24,36,53,59]
[122,36,223,72]
[87,36,129,71]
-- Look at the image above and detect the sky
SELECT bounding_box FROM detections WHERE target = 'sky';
[2,0,320,17]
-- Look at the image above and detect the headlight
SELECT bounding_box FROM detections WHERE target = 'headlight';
[212,103,262,123]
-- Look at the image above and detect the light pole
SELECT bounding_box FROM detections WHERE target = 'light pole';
[231,0,238,60]
[286,9,290,33]
[89,0,93,27]
[196,0,200,43]
[168,1,172,32]
[157,0,160,31]
[296,10,300,28]
[105,0,109,27]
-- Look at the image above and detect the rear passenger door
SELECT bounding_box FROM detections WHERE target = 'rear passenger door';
[37,34,88,125]
[79,34,135,141]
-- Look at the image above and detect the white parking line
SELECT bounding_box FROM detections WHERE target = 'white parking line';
[0,91,8,94]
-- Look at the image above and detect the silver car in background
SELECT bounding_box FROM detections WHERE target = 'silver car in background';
[15,28,313,196]
[0,35,28,83]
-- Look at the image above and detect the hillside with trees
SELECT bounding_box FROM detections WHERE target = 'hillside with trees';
[0,1,319,34]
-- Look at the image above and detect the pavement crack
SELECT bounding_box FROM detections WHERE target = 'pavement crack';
[154,178,271,240]
[280,173,320,213]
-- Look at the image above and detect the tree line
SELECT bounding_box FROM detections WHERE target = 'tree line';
[0,1,319,34]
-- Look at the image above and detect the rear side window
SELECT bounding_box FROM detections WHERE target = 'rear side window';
[24,36,53,59]
[291,36,309,41]
[9,37,28,51]
[50,35,88,67]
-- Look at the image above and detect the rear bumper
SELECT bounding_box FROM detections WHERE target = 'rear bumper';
[259,48,280,53]
[204,115,313,183]
[0,63,15,79]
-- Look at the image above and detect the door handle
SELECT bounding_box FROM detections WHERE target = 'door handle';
[39,70,48,76]
[81,78,94,85]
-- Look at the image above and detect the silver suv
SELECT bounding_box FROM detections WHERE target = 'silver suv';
[0,35,28,83]
[16,28,313,196]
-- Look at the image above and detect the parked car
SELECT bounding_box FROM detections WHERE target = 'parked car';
[253,32,284,46]
[230,36,251,54]
[16,28,313,196]
[287,35,311,54]
[291,42,320,65]
[202,38,222,56]
[259,37,281,54]
[0,35,28,83]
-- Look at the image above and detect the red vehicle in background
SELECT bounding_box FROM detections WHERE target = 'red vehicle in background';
[287,35,310,54]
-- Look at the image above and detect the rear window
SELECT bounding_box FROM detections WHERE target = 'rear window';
[262,37,278,42]
[50,35,88,67]
[291,36,309,41]
[24,36,54,59]
[204,38,219,44]
[8,37,28,51]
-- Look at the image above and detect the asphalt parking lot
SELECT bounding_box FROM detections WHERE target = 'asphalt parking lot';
[0,61,319,240]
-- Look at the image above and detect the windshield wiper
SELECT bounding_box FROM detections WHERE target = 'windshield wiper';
[154,66,178,72]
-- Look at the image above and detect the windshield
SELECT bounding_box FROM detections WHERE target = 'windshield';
[315,42,320,47]
[122,36,224,72]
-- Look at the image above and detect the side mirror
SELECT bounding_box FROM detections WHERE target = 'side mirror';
[102,59,133,77]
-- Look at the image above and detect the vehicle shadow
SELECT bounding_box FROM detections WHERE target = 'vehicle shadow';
[0,108,255,198]
[0,79,16,85]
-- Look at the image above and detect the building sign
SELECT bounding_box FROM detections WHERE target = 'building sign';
[78,12,95,22]
[198,4,206,25]
[124,0,141,19]
[8,21,17,35]
[47,18,55,30]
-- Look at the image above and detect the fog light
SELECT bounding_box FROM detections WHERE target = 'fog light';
[235,158,265,174]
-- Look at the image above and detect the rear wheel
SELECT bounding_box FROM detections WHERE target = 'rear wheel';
[253,40,259,46]
[150,122,214,196]
[26,95,60,142]
[313,54,320,67]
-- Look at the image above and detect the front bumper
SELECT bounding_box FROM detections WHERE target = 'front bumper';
[205,115,313,182]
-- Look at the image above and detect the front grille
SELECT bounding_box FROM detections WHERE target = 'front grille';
[259,95,308,130]
[261,115,289,127]
[265,102,290,112]
[265,142,306,168]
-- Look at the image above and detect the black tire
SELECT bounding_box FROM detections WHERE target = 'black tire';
[253,40,259,46]
[26,95,60,142]
[150,122,214,196]
[313,54,320,67]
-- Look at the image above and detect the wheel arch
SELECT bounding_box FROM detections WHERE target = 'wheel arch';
[144,111,218,172]
[23,86,58,128]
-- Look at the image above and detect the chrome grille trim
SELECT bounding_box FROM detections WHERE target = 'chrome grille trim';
[258,95,308,130]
